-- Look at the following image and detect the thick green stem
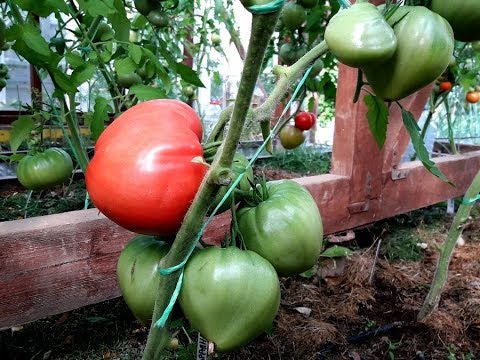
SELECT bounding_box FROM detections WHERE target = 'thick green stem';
[418,169,480,321]
[65,94,89,173]
[205,106,233,143]
[141,10,281,360]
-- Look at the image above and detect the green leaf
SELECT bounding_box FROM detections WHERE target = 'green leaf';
[7,24,60,69]
[51,69,78,94]
[71,64,96,86]
[129,85,167,101]
[320,245,354,258]
[401,108,454,185]
[364,94,389,149]
[108,0,130,42]
[77,0,116,17]
[128,44,143,65]
[143,48,172,92]
[65,51,86,69]
[175,62,205,87]
[16,0,68,17]
[10,116,37,154]
[90,97,112,140]
[114,57,137,75]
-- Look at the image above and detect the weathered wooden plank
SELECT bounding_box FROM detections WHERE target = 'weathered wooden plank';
[0,209,134,276]
[0,253,120,330]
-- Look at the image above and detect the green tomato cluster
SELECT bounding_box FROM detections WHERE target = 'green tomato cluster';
[325,3,455,102]
[134,0,170,28]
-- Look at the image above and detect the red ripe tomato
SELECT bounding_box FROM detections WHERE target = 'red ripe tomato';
[466,91,480,104]
[439,81,452,91]
[86,99,208,236]
[294,111,315,131]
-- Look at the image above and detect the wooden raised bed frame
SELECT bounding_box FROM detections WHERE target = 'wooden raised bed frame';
[1,65,480,331]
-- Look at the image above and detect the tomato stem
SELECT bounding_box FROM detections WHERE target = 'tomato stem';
[141,9,282,360]
[418,169,480,321]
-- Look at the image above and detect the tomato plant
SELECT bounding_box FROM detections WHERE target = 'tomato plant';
[16,148,74,191]
[237,179,323,276]
[294,111,315,131]
[117,235,171,324]
[179,246,280,353]
[466,91,480,104]
[86,99,208,236]
[279,124,305,149]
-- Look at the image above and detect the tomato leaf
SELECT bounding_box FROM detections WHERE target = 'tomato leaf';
[10,116,37,154]
[90,97,112,140]
[175,62,205,88]
[401,108,454,186]
[65,51,86,69]
[7,24,60,69]
[128,44,143,65]
[15,0,68,17]
[76,0,116,18]
[108,0,130,42]
[364,94,389,149]
[51,69,78,94]
[320,245,354,258]
[71,63,96,86]
[129,85,167,101]
[114,57,137,75]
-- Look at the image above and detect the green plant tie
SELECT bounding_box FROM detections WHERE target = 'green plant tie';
[153,65,314,329]
[462,194,480,205]
[246,0,284,15]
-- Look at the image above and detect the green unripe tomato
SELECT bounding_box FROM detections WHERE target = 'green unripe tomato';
[116,235,170,324]
[237,179,323,276]
[16,148,74,191]
[211,33,221,46]
[325,2,397,68]
[362,6,454,101]
[279,124,305,150]
[117,73,142,88]
[0,78,7,90]
[430,0,480,42]
[147,9,169,28]
[134,0,158,16]
[129,30,140,43]
[279,43,296,65]
[281,3,306,31]
[179,247,280,353]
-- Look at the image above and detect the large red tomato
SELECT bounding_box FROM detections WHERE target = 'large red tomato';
[86,99,208,236]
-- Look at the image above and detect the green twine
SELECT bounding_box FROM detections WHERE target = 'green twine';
[153,65,314,329]
[247,0,284,15]
[462,194,480,205]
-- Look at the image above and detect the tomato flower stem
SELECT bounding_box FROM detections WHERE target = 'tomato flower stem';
[141,10,282,360]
